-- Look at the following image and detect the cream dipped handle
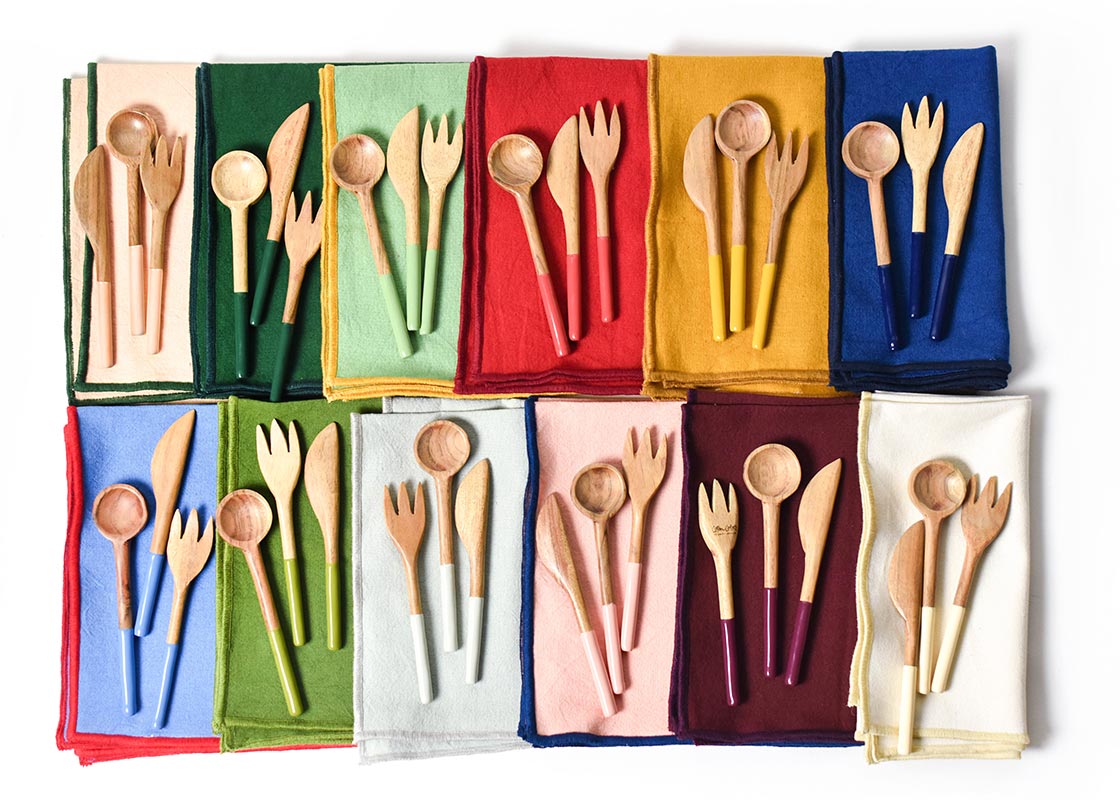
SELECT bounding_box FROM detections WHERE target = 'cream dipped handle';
[410,613,433,704]
[918,606,935,694]
[898,664,918,755]
[931,604,966,693]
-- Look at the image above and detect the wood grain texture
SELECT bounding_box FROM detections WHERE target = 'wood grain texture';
[384,483,427,616]
[330,134,392,276]
[420,114,464,250]
[547,115,581,255]
[796,458,842,603]
[942,122,985,255]
[454,459,490,598]
[743,443,801,589]
[698,480,739,621]
[92,483,148,629]
[571,462,627,606]
[149,409,196,555]
[281,192,324,324]
[889,520,925,666]
[414,420,470,565]
[901,97,944,232]
[842,121,899,266]
[763,132,809,263]
[621,427,668,563]
[388,106,421,245]
[215,490,280,630]
[265,103,311,242]
[535,492,592,633]
[165,509,214,645]
[304,422,340,565]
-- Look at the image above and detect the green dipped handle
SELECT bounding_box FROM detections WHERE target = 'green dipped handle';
[250,238,282,326]
[269,322,296,402]
[284,557,306,647]
[406,243,422,331]
[266,627,303,717]
[379,272,413,358]
[326,561,341,651]
[233,291,249,379]
[420,247,439,335]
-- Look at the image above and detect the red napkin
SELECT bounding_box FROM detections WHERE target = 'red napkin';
[456,56,648,395]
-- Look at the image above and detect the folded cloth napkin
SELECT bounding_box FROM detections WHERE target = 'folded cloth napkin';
[671,391,861,744]
[65,65,199,404]
[849,392,1030,762]
[456,56,649,396]
[826,47,1010,392]
[352,401,527,762]
[58,405,219,764]
[644,56,835,399]
[319,63,469,400]
[522,398,683,745]
[193,64,325,399]
[213,396,377,751]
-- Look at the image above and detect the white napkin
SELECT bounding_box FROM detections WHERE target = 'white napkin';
[351,401,528,763]
[849,392,1031,761]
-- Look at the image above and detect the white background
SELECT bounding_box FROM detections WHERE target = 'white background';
[0,0,1115,796]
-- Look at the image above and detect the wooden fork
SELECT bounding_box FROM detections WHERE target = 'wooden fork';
[698,480,741,705]
[384,483,432,704]
[139,135,184,355]
[256,420,306,646]
[270,192,324,401]
[419,114,464,335]
[755,132,808,349]
[900,97,944,319]
[578,101,622,323]
[619,427,668,652]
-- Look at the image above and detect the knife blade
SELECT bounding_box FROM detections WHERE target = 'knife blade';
[683,115,725,342]
[75,145,115,368]
[388,106,422,330]
[305,422,342,650]
[455,459,490,683]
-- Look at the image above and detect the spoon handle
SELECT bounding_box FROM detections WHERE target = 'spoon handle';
[127,166,146,336]
[231,207,251,378]
[514,193,570,358]
[729,160,749,332]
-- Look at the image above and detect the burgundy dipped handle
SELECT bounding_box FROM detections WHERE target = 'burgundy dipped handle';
[720,618,740,705]
[784,600,813,686]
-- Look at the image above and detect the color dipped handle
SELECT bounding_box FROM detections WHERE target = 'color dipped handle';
[266,627,303,716]
[410,613,433,704]
[153,642,181,729]
[752,261,777,350]
[566,252,581,341]
[119,627,138,716]
[720,617,740,706]
[597,235,614,323]
[465,595,484,684]
[784,599,813,687]
[440,562,458,652]
[233,291,249,379]
[708,253,726,342]
[580,629,616,717]
[876,264,901,351]
[620,561,642,652]
[133,552,166,637]
[146,267,165,354]
[250,238,282,326]
[419,247,440,335]
[536,272,571,358]
[931,603,966,693]
[269,322,296,402]
[94,280,114,369]
[918,605,934,695]
[898,664,918,755]
[601,602,624,694]
[325,561,342,652]
[406,242,422,331]
[930,253,959,341]
[378,272,413,358]
[764,586,779,678]
[284,557,306,647]
[129,244,146,336]
[909,231,926,319]
[729,244,747,332]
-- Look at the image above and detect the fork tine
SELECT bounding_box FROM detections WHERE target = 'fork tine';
[622,427,635,462]
[287,420,301,459]
[286,193,298,230]
[437,114,449,144]
[397,483,411,515]
[255,423,271,462]
[609,105,620,138]
[384,485,398,519]
[782,131,793,161]
[299,191,314,221]
[184,508,199,541]
[656,434,668,463]
[916,96,930,129]
[966,473,979,504]
[930,101,945,138]
[794,135,809,166]
[902,102,914,131]
[727,484,738,518]
[170,136,184,172]
[640,427,653,458]
[698,482,712,516]
[711,481,727,515]
[154,135,168,168]
[310,198,326,231]
[269,419,286,454]
[995,482,1013,520]
[594,101,607,134]
[450,122,464,153]
[423,117,434,147]
[579,107,592,142]
[980,475,998,507]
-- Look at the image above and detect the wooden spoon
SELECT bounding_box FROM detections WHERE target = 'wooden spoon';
[535,492,616,717]
[388,106,423,330]
[619,427,668,652]
[547,115,581,341]
[92,483,148,716]
[211,150,268,379]
[455,459,490,683]
[697,480,740,705]
[683,115,725,342]
[932,474,1012,693]
[571,462,628,694]
[106,108,156,336]
[139,135,185,354]
[256,419,305,646]
[889,520,925,756]
[270,192,324,402]
[743,443,801,678]
[908,458,968,694]
[842,121,902,351]
[305,423,342,651]
[414,420,471,653]
[74,145,114,368]
[900,97,944,318]
[578,102,622,323]
[330,133,412,358]
[215,489,303,716]
[715,100,772,332]
[487,134,570,358]
[419,114,464,335]
[383,483,432,704]
[154,509,213,729]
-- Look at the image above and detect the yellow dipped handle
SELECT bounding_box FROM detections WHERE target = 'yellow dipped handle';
[729,245,747,332]
[752,262,777,350]
[708,254,726,342]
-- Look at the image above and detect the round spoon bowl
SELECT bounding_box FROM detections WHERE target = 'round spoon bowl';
[215,489,274,549]
[92,484,149,542]
[744,443,801,503]
[414,420,470,478]
[211,151,268,208]
[106,109,156,165]
[715,100,772,161]
[909,460,967,516]
[842,121,900,180]
[571,463,627,521]
[330,134,385,193]
[487,134,543,193]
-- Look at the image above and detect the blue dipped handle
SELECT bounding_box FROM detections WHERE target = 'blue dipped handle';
[909,231,926,319]
[877,264,901,351]
[120,627,138,716]
[153,642,181,729]
[134,552,166,637]
[930,253,959,341]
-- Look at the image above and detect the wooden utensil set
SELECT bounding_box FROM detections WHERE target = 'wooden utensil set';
[684,100,808,348]
[488,101,623,359]
[383,420,491,703]
[842,97,985,350]
[888,460,1012,754]
[697,448,842,706]
[535,428,668,718]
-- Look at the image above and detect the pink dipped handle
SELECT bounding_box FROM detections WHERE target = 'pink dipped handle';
[764,587,779,678]
[597,236,613,323]
[601,602,624,694]
[146,268,165,354]
[535,272,571,358]
[580,630,617,717]
[620,561,642,652]
[720,618,740,706]
[784,600,813,687]
[566,252,581,341]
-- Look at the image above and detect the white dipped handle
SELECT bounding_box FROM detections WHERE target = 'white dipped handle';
[918,605,935,695]
[129,245,146,335]
[465,595,484,684]
[898,664,918,755]
[601,602,624,693]
[410,613,433,704]
[931,604,966,693]
[580,630,617,717]
[620,562,642,652]
[146,267,165,354]
[440,563,459,652]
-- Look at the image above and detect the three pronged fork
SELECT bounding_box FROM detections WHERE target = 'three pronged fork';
[901,96,944,318]
[140,135,184,354]
[697,480,741,705]
[419,114,464,335]
[256,419,306,646]
[383,482,433,704]
[270,192,324,401]
[619,427,668,652]
[579,101,622,323]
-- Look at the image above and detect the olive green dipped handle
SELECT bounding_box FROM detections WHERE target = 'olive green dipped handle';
[379,272,413,358]
[284,557,306,647]
[233,291,249,379]
[269,322,296,402]
[326,560,342,651]
[406,243,422,331]
[267,627,304,717]
[420,246,439,335]
[250,237,282,326]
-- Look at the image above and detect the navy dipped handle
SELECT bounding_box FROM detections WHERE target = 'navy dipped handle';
[930,253,959,341]
[877,264,901,351]
[909,231,926,318]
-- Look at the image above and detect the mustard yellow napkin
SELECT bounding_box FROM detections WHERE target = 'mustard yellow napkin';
[644,55,835,398]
